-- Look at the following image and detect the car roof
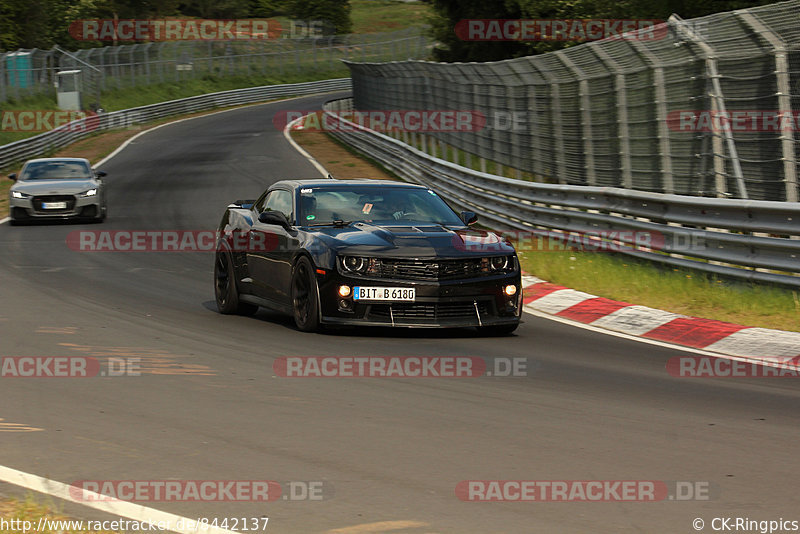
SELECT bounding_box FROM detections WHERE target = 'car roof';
[23,157,91,165]
[273,179,427,190]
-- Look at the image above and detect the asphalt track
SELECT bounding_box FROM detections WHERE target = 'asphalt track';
[1,93,799,533]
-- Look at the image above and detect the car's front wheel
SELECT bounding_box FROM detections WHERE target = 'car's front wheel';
[291,256,320,332]
[214,251,258,315]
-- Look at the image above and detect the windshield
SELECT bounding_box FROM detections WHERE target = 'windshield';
[298,185,464,226]
[20,161,92,180]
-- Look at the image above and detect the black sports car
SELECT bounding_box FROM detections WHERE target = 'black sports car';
[213,179,522,334]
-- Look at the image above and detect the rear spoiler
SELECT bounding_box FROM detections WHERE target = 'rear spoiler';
[228,199,257,209]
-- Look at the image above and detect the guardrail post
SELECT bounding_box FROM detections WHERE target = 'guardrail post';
[557,52,596,186]
[591,44,633,189]
[736,10,798,202]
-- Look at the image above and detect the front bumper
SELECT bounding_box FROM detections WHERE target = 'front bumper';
[317,270,522,328]
[10,194,102,220]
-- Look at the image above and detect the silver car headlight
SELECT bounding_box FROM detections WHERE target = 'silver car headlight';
[342,256,369,273]
[11,190,31,199]
[80,188,98,197]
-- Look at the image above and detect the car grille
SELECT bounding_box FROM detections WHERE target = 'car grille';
[368,301,491,321]
[371,258,495,281]
[32,195,76,214]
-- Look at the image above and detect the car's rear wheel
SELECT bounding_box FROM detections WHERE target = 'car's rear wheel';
[291,256,320,332]
[214,251,258,315]
[478,323,519,336]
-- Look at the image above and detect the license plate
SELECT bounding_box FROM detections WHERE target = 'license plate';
[353,287,415,302]
[42,202,67,209]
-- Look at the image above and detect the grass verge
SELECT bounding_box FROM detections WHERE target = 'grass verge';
[518,250,800,332]
[0,495,117,534]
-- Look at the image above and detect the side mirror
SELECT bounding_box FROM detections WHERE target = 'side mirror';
[460,211,478,226]
[8,173,16,182]
[258,210,291,229]
[95,170,107,178]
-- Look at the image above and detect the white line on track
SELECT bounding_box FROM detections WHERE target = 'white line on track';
[0,465,247,534]
[282,115,330,177]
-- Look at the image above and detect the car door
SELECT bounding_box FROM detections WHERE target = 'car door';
[247,189,297,305]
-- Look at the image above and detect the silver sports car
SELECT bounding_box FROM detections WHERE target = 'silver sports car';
[8,158,107,224]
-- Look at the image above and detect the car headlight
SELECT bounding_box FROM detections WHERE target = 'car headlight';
[11,190,30,199]
[342,256,369,273]
[483,256,514,272]
[80,188,98,197]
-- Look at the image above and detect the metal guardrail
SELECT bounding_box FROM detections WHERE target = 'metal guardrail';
[322,98,800,288]
[0,78,351,170]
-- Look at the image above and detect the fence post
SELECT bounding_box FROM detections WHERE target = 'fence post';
[557,51,596,186]
[538,68,568,184]
[629,40,675,194]
[591,44,633,189]
[670,15,747,199]
[736,10,798,202]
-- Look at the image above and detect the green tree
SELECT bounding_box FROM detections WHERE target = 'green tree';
[428,0,528,62]
[430,0,779,62]
[184,0,251,18]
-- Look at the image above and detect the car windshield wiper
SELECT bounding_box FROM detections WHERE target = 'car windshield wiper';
[308,220,355,228]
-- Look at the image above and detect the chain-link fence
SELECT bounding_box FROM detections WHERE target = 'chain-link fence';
[0,27,429,107]
[345,2,800,202]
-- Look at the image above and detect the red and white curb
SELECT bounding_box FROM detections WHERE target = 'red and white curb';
[521,275,800,359]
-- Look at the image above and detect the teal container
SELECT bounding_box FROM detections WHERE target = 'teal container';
[6,51,32,88]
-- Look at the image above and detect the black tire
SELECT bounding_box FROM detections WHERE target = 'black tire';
[478,323,519,336]
[291,256,320,332]
[8,219,18,226]
[214,250,258,315]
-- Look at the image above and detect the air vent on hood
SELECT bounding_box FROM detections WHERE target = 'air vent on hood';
[384,225,448,233]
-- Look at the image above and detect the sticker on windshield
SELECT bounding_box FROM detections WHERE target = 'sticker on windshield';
[301,188,313,194]
[306,214,316,220]
[362,203,373,214]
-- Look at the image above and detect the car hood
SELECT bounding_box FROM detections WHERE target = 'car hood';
[11,179,97,196]
[310,222,516,258]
